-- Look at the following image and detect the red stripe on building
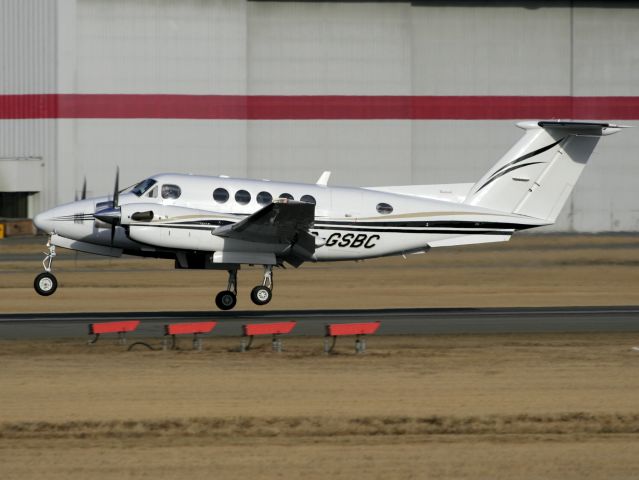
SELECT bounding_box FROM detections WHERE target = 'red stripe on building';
[0,94,638,120]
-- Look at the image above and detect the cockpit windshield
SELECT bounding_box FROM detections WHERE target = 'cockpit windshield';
[129,178,157,197]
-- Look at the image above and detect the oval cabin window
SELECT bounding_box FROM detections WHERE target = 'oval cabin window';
[279,193,294,201]
[161,184,181,199]
[300,194,316,205]
[256,191,273,205]
[213,188,229,203]
[376,202,393,215]
[235,190,251,205]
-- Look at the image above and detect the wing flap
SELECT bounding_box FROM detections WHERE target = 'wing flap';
[214,200,315,246]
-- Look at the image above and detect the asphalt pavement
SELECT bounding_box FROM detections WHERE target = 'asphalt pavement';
[1,306,638,339]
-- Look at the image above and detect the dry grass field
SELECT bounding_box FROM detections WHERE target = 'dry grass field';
[1,334,639,479]
[1,234,639,478]
[1,234,639,312]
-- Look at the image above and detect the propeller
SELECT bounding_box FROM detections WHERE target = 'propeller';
[81,177,87,200]
[113,166,119,209]
[75,176,87,201]
[93,167,122,246]
[110,167,120,245]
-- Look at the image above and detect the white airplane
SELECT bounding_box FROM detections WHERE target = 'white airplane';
[33,120,626,310]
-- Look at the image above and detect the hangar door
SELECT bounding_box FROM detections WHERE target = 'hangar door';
[0,157,44,218]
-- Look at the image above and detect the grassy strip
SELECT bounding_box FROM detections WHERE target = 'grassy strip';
[2,413,639,440]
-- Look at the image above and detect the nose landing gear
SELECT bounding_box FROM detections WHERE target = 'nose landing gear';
[34,240,58,296]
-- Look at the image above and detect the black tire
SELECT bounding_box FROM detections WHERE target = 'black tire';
[215,290,237,310]
[250,286,272,306]
[34,272,58,296]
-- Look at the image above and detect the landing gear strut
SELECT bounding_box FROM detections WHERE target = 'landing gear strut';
[215,269,237,310]
[250,265,273,306]
[34,239,58,296]
[213,265,275,310]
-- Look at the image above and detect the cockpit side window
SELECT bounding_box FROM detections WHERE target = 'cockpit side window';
[130,178,157,197]
[161,184,182,199]
[147,186,158,198]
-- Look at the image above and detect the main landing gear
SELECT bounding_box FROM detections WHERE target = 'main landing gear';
[250,265,273,306]
[34,240,58,296]
[215,269,238,311]
[214,265,274,311]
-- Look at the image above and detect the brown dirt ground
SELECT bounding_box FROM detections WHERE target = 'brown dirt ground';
[1,235,639,478]
[1,234,639,312]
[1,334,639,479]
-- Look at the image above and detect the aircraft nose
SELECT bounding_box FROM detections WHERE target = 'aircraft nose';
[33,210,54,234]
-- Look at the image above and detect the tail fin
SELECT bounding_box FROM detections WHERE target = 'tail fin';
[464,121,626,223]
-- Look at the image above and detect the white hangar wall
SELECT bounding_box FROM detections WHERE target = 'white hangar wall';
[0,0,58,212]
[1,0,638,232]
[73,0,249,200]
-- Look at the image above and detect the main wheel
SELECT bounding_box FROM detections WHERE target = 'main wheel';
[250,286,272,306]
[215,290,237,310]
[34,272,58,296]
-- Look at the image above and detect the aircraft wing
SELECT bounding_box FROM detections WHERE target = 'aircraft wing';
[213,200,316,265]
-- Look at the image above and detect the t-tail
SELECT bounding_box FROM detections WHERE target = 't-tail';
[464,121,628,223]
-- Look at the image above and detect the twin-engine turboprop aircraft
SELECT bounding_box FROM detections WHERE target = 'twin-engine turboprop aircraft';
[33,121,626,310]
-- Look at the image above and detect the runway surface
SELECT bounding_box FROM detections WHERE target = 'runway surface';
[1,306,639,339]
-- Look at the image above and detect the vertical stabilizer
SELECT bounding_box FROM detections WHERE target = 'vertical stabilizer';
[464,121,625,223]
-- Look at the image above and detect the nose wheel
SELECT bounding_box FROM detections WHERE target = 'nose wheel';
[34,272,58,296]
[34,239,58,297]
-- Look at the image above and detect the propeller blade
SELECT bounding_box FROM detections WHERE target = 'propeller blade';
[81,177,87,200]
[113,167,120,207]
[103,167,120,246]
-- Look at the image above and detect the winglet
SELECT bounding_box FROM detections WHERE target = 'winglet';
[316,171,331,186]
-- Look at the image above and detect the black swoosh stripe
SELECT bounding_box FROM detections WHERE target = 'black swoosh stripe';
[53,215,95,221]
[143,220,532,232]
[132,222,515,235]
[315,220,535,230]
[476,137,564,192]
[313,226,512,235]
[476,161,546,193]
[134,224,215,231]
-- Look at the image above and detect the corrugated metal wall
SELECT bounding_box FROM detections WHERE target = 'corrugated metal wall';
[1,0,638,231]
[74,0,249,196]
[0,0,57,212]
